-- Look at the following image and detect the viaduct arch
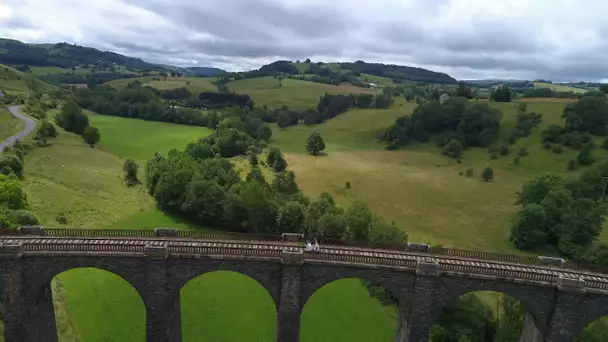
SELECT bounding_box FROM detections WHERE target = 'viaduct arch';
[0,229,607,341]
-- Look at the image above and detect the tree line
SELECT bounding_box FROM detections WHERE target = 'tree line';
[145,139,406,244]
[382,97,502,153]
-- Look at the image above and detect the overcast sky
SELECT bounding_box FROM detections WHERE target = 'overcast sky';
[1,0,607,81]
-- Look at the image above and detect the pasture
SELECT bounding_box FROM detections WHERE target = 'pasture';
[25,97,608,341]
[29,66,90,76]
[104,76,216,94]
[533,82,588,94]
[0,64,57,95]
[0,107,25,142]
[88,112,212,162]
[273,101,607,252]
[227,76,376,109]
[27,109,399,342]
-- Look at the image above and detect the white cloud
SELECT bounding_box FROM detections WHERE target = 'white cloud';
[1,0,608,80]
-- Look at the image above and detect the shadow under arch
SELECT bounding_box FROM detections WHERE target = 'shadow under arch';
[300,278,399,342]
[430,290,533,342]
[180,270,277,342]
[51,267,146,341]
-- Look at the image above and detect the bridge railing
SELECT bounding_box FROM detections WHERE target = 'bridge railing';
[306,250,418,269]
[440,261,559,284]
[8,227,608,276]
[22,243,147,253]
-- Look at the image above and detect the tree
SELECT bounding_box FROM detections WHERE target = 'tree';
[272,171,299,195]
[272,152,287,172]
[491,85,512,102]
[510,204,548,249]
[82,126,100,147]
[0,154,23,178]
[0,174,29,210]
[432,294,497,342]
[182,180,226,224]
[455,82,473,99]
[24,75,40,95]
[248,153,259,166]
[517,173,565,205]
[577,143,596,166]
[276,112,291,129]
[267,148,281,166]
[55,101,89,134]
[246,166,267,186]
[304,114,315,126]
[276,201,306,233]
[306,131,325,155]
[562,96,608,135]
[482,167,494,182]
[442,139,463,158]
[123,159,139,186]
[35,120,58,145]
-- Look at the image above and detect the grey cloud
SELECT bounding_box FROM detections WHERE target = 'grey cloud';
[4,0,608,80]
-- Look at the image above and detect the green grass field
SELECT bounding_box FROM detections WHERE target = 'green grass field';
[227,76,376,109]
[0,107,25,142]
[25,97,608,341]
[29,66,91,76]
[0,64,58,95]
[533,82,588,94]
[88,112,213,162]
[104,76,216,94]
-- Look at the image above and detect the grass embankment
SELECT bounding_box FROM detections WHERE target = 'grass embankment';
[227,76,376,109]
[0,107,25,141]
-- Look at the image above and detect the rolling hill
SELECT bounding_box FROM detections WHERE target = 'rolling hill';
[239,60,458,85]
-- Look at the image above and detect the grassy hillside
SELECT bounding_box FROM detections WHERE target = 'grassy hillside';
[228,76,376,109]
[27,98,608,341]
[88,111,212,162]
[0,107,25,141]
[0,63,58,95]
[104,76,216,94]
[272,100,608,252]
[29,66,91,76]
[533,82,587,94]
[27,109,399,342]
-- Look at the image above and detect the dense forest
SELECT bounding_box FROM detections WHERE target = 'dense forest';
[235,59,457,85]
[0,38,164,71]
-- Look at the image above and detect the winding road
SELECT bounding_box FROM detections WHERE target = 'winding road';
[1,106,36,150]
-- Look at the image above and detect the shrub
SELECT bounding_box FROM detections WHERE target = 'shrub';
[567,159,578,171]
[482,167,494,182]
[465,169,474,177]
[499,144,510,156]
[345,181,351,189]
[0,154,23,178]
[543,141,553,149]
[490,153,498,160]
[552,144,564,154]
[514,157,521,166]
[10,210,39,226]
[518,148,529,157]
[456,158,462,164]
[55,212,68,224]
[602,138,608,150]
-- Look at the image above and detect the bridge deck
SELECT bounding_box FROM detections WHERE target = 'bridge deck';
[2,236,607,291]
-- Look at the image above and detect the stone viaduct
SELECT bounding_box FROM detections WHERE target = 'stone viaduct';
[0,227,607,342]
